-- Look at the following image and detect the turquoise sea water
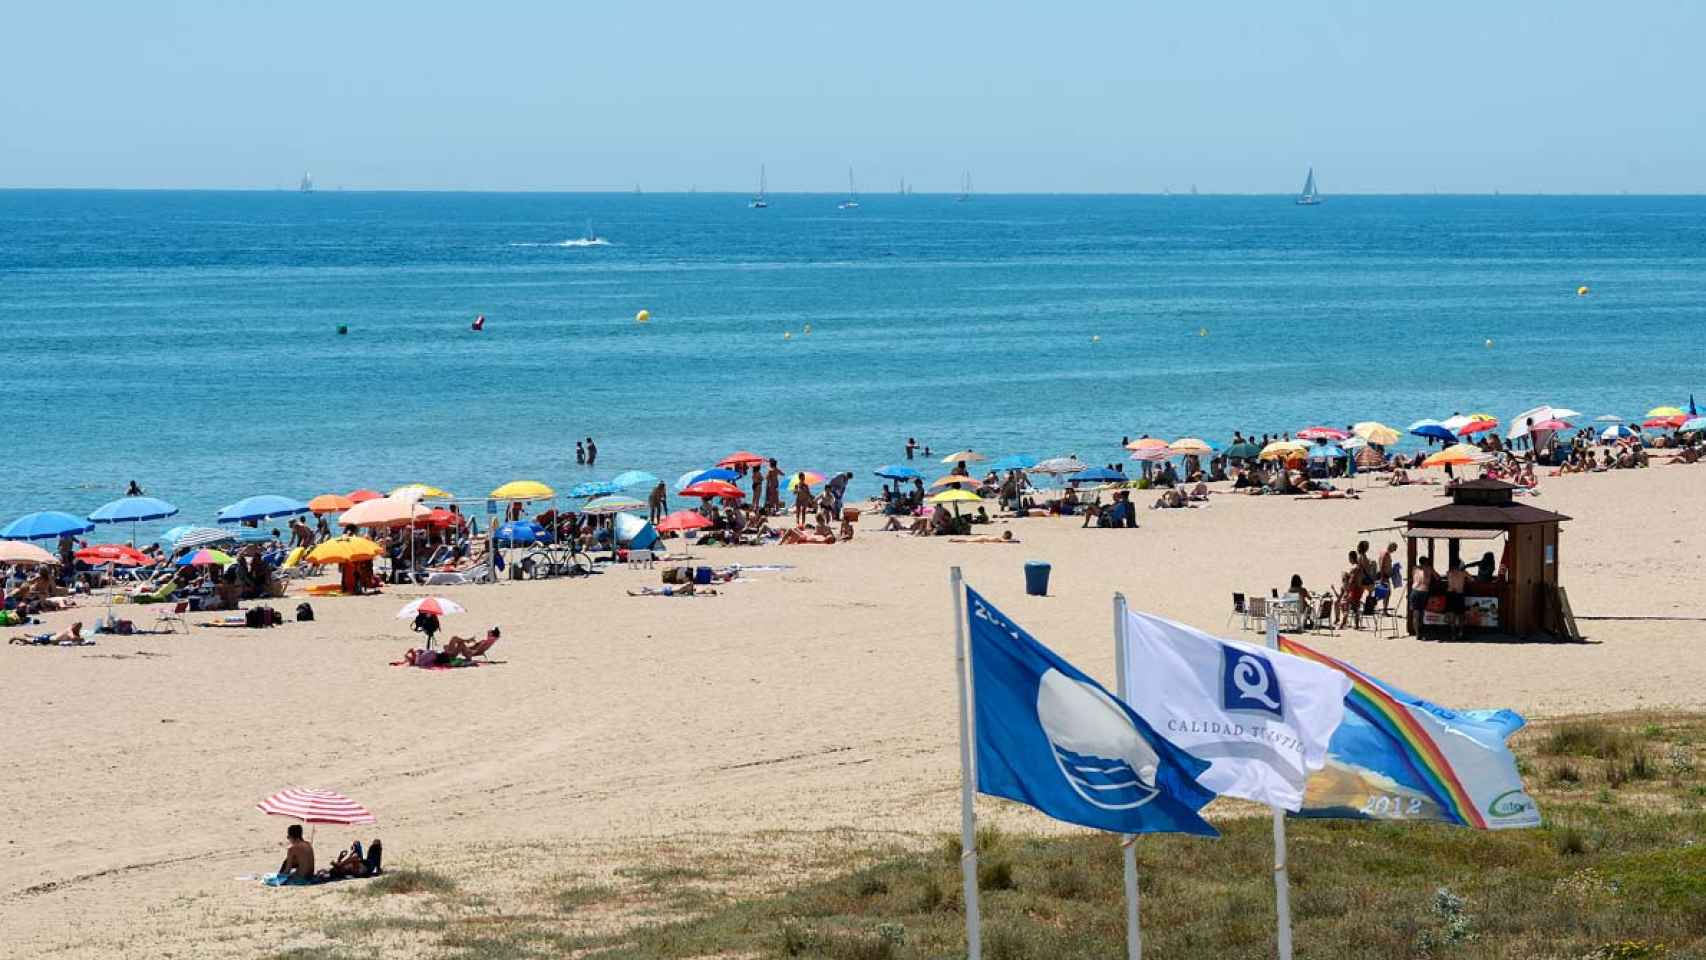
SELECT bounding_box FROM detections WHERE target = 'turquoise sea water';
[2,190,1702,538]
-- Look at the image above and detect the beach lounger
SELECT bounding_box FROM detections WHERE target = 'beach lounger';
[424,562,489,586]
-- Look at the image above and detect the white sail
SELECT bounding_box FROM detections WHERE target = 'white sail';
[1297,166,1321,205]
[840,166,859,208]
[750,165,769,208]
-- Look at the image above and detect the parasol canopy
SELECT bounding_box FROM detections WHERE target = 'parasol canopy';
[397,596,465,619]
[0,540,58,564]
[716,450,767,468]
[489,480,554,501]
[1421,444,1489,468]
[216,495,308,524]
[88,496,178,525]
[581,495,644,515]
[681,480,745,500]
[1030,457,1088,476]
[307,494,355,515]
[655,510,714,533]
[257,787,377,825]
[939,450,986,464]
[1351,421,1401,446]
[74,544,150,566]
[2,511,96,542]
[338,496,430,528]
[305,535,383,566]
[177,548,236,567]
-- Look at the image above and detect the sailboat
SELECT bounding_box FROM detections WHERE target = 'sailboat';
[749,165,769,208]
[839,167,860,209]
[956,170,972,202]
[1296,166,1322,205]
[299,172,313,193]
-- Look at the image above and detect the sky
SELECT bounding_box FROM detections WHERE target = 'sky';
[3,1,1703,193]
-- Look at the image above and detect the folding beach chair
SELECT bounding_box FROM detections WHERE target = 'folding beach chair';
[1226,592,1248,630]
[155,600,190,634]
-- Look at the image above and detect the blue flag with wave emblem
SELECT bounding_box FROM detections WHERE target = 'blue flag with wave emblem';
[967,587,1218,837]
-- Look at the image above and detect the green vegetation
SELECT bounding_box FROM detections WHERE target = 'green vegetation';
[272,714,1706,960]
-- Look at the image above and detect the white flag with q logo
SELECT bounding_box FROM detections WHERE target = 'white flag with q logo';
[1120,611,1350,811]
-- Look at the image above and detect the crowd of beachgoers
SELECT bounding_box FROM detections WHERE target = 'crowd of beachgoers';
[4,408,1701,637]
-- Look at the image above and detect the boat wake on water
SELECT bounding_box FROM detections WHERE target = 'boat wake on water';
[508,238,612,248]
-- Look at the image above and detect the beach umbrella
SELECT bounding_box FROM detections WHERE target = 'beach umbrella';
[1030,457,1088,476]
[1352,421,1401,446]
[682,480,746,500]
[1592,415,1624,423]
[2,511,95,542]
[1224,441,1262,460]
[939,449,986,464]
[1341,436,1369,451]
[1530,418,1573,433]
[1128,447,1170,462]
[162,525,233,550]
[785,471,827,491]
[490,480,555,500]
[1643,416,1686,430]
[1258,440,1307,461]
[716,450,767,468]
[1409,421,1457,443]
[1457,418,1499,436]
[305,535,383,565]
[1680,417,1706,433]
[88,496,178,525]
[346,489,382,503]
[177,548,236,567]
[417,508,460,528]
[494,520,551,545]
[931,475,983,488]
[1168,438,1215,454]
[1124,438,1169,451]
[307,494,355,515]
[928,488,985,517]
[1647,406,1685,418]
[1307,444,1347,460]
[655,510,714,534]
[257,787,377,826]
[569,480,619,498]
[338,496,428,528]
[1600,424,1638,441]
[1508,406,1581,439]
[0,540,57,565]
[1422,444,1488,468]
[389,484,451,502]
[1296,426,1348,441]
[216,495,308,525]
[873,464,923,481]
[676,468,738,491]
[1354,446,1386,469]
[397,596,465,620]
[75,544,149,566]
[1068,467,1126,484]
[581,495,644,515]
[985,454,1039,472]
[608,471,657,491]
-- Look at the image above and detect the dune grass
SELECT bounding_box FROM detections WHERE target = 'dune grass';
[270,713,1706,960]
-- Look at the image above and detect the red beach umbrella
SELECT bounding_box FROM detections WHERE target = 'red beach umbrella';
[1457,418,1499,436]
[256,787,377,825]
[74,544,150,566]
[1643,416,1686,429]
[1296,426,1349,441]
[419,508,459,527]
[716,450,766,468]
[346,489,382,504]
[682,480,746,500]
[655,510,714,533]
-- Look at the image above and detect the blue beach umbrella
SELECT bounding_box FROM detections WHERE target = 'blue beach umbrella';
[1409,420,1456,443]
[986,454,1039,472]
[1,511,96,542]
[495,520,552,546]
[1308,444,1347,460]
[89,496,178,524]
[873,464,923,481]
[611,470,659,490]
[569,480,619,498]
[674,468,737,491]
[1067,467,1126,484]
[216,495,308,524]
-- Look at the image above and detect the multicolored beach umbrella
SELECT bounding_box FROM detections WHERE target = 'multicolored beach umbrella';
[396,596,465,619]
[163,525,234,550]
[176,548,236,567]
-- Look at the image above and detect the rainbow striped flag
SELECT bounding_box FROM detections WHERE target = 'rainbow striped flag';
[1278,637,1540,830]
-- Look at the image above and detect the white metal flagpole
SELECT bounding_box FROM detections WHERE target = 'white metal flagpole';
[1265,615,1295,960]
[951,566,982,960]
[1112,592,1143,960]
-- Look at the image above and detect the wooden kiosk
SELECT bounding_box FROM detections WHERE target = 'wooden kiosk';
[1397,479,1570,637]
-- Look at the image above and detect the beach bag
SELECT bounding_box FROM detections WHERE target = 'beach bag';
[295,602,314,622]
[245,606,267,628]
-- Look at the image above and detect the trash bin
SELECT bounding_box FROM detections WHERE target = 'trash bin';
[1023,561,1051,597]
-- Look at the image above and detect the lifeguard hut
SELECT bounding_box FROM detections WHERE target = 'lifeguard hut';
[1396,479,1571,638]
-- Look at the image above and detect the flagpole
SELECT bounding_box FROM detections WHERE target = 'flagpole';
[1265,616,1295,960]
[1112,592,1143,960]
[951,566,982,960]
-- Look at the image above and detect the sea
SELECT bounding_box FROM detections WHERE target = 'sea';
[2,190,1702,540]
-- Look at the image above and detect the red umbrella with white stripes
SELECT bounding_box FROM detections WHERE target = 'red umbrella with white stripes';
[256,786,377,825]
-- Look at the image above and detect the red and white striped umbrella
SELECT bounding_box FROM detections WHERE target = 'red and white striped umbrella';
[396,596,465,619]
[256,787,377,825]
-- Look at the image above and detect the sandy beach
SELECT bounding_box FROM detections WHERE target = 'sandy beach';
[4,463,1702,958]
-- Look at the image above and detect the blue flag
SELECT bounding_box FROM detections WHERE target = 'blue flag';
[966,587,1218,837]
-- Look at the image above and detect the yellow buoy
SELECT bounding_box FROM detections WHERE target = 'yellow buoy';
[635,309,651,324]
[783,331,792,340]
[1198,327,1207,337]
[1577,286,1590,296]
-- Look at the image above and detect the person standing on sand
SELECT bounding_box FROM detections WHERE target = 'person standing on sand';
[793,473,815,527]
[648,481,668,523]
[575,441,585,465]
[586,438,598,467]
[749,464,762,505]
[763,459,782,514]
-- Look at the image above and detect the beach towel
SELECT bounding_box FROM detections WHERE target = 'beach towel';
[389,657,493,670]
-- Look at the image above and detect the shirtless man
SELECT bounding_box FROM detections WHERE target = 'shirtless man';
[278,824,315,882]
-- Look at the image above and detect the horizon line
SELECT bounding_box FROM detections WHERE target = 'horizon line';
[3,187,1703,198]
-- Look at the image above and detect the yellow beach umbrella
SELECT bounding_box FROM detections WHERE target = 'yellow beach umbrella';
[489,480,555,501]
[305,535,383,566]
[1647,406,1685,418]
[1168,437,1213,454]
[939,449,986,464]
[1422,443,1487,468]
[1125,437,1169,450]
[389,484,451,502]
[1352,421,1401,446]
[931,475,982,488]
[1258,440,1307,461]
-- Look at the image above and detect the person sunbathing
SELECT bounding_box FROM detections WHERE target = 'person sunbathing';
[780,526,836,545]
[949,530,1019,544]
[442,628,499,660]
[881,514,927,533]
[1152,488,1187,509]
[628,583,718,596]
[11,621,86,645]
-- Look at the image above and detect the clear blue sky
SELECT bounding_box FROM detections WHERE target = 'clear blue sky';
[4,1,1702,193]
